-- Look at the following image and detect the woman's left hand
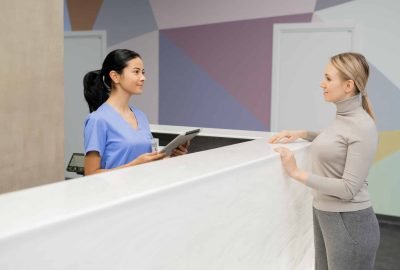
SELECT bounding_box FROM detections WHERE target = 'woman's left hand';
[171,141,190,156]
[274,146,308,183]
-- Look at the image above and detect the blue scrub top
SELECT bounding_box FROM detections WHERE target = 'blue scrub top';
[84,103,153,169]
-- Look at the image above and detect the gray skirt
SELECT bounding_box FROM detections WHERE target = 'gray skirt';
[313,207,380,270]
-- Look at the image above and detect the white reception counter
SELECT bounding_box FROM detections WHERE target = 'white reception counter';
[0,125,314,269]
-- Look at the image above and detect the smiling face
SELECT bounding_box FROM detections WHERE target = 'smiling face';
[320,62,355,103]
[110,57,146,95]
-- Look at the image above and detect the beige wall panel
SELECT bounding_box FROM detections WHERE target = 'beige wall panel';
[0,0,64,193]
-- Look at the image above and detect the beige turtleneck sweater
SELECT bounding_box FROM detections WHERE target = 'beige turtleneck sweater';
[304,94,378,212]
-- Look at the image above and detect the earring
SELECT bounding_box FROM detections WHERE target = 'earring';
[102,76,110,89]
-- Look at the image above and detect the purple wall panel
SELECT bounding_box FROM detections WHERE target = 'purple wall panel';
[314,0,353,11]
[161,13,312,130]
[93,0,157,46]
[159,33,267,130]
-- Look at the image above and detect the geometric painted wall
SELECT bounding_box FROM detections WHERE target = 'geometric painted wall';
[159,13,312,130]
[65,0,400,216]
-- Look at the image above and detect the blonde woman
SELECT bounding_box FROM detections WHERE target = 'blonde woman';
[269,52,379,270]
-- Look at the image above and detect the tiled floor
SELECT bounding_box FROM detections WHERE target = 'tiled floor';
[375,221,400,270]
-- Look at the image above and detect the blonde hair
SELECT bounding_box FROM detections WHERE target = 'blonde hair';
[330,52,375,120]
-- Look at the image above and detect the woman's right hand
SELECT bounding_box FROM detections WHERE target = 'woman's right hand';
[129,152,166,166]
[268,130,307,144]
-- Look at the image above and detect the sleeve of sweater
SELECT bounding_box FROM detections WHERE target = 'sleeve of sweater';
[305,129,378,200]
[304,131,320,142]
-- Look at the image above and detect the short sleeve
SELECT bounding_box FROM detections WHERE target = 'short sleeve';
[84,115,107,157]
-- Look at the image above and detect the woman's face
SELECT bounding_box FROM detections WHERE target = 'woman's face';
[320,62,353,102]
[116,57,146,95]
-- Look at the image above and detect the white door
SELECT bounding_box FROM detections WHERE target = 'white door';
[64,31,106,178]
[271,23,358,132]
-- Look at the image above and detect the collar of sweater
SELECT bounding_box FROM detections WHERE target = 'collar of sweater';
[335,94,362,116]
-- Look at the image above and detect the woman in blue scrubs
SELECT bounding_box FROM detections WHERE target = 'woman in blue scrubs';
[83,49,188,175]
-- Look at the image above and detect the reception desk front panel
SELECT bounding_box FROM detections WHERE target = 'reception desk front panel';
[0,127,313,269]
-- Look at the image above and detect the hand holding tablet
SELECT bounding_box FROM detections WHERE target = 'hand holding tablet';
[159,129,201,156]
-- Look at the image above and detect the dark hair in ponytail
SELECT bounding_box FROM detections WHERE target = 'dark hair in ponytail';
[83,49,141,112]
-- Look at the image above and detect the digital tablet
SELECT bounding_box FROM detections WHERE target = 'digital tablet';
[160,128,201,156]
[66,153,85,175]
